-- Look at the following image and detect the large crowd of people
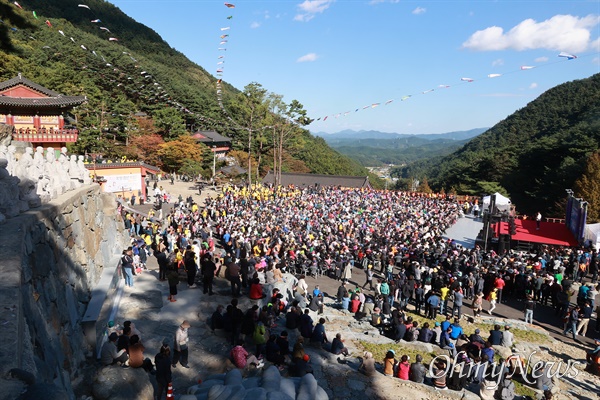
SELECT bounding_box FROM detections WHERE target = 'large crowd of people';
[111,183,600,399]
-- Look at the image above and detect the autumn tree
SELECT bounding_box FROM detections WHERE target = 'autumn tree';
[157,135,204,172]
[418,178,433,194]
[129,133,165,167]
[573,151,600,223]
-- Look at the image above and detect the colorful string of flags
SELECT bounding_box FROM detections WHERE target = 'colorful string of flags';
[215,2,235,110]
[314,51,579,122]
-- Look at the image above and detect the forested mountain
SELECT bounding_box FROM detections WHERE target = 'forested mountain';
[314,128,485,166]
[394,73,600,216]
[0,0,379,185]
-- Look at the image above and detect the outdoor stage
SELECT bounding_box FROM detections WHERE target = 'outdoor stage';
[494,218,578,247]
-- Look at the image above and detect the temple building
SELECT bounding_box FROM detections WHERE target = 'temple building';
[0,74,86,148]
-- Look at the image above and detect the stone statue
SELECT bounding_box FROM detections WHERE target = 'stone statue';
[6,145,16,176]
[0,158,22,220]
[0,146,7,166]
[33,147,50,201]
[69,155,82,188]
[15,148,42,208]
[77,155,92,185]
[58,150,72,190]
[15,147,34,181]
[44,147,63,198]
[59,147,68,163]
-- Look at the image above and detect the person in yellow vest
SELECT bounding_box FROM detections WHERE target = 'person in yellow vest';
[440,284,450,315]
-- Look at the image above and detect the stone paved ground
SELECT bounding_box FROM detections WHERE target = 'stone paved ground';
[110,180,600,399]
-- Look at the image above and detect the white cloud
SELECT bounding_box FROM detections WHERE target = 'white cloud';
[593,57,600,65]
[412,7,426,15]
[250,21,261,29]
[369,0,400,4]
[462,14,599,53]
[534,56,549,62]
[591,37,600,51]
[492,58,504,67]
[529,82,538,89]
[294,0,334,22]
[297,53,318,62]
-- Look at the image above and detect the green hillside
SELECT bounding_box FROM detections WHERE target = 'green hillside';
[331,138,470,167]
[394,73,600,215]
[0,0,380,185]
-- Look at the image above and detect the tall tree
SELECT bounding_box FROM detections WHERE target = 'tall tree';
[153,108,186,140]
[229,82,268,184]
[573,151,600,223]
[267,95,313,186]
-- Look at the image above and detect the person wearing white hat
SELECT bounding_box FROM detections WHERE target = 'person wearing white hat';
[172,320,191,368]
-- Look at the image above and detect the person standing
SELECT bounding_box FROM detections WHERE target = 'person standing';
[184,245,198,288]
[154,244,168,281]
[488,288,498,315]
[576,301,593,337]
[362,265,375,290]
[452,288,464,320]
[427,291,440,319]
[524,294,536,324]
[172,320,191,368]
[494,275,505,304]
[536,212,542,230]
[563,305,580,340]
[201,253,217,295]
[167,265,179,302]
[473,292,484,319]
[121,247,135,288]
[155,340,172,399]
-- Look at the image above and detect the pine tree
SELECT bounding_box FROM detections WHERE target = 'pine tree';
[573,151,600,223]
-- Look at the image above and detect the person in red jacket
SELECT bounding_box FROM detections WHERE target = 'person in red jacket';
[349,295,361,313]
[397,355,410,380]
[494,275,505,304]
[249,278,265,300]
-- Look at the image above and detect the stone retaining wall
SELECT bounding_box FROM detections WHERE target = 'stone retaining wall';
[0,185,128,400]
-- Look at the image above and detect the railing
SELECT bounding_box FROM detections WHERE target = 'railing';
[12,128,79,143]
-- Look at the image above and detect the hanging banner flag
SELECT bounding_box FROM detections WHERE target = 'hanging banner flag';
[225,3,236,8]
[487,74,502,78]
[460,77,473,82]
[558,52,577,60]
[520,66,534,70]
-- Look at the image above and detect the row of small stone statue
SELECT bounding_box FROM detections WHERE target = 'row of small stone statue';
[0,145,92,222]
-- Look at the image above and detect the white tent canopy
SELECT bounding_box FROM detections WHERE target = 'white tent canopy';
[584,223,600,248]
[482,192,512,213]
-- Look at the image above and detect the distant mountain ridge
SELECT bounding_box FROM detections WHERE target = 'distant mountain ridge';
[313,128,488,141]
[312,128,487,167]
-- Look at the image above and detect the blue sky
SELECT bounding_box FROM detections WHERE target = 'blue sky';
[109,0,600,135]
